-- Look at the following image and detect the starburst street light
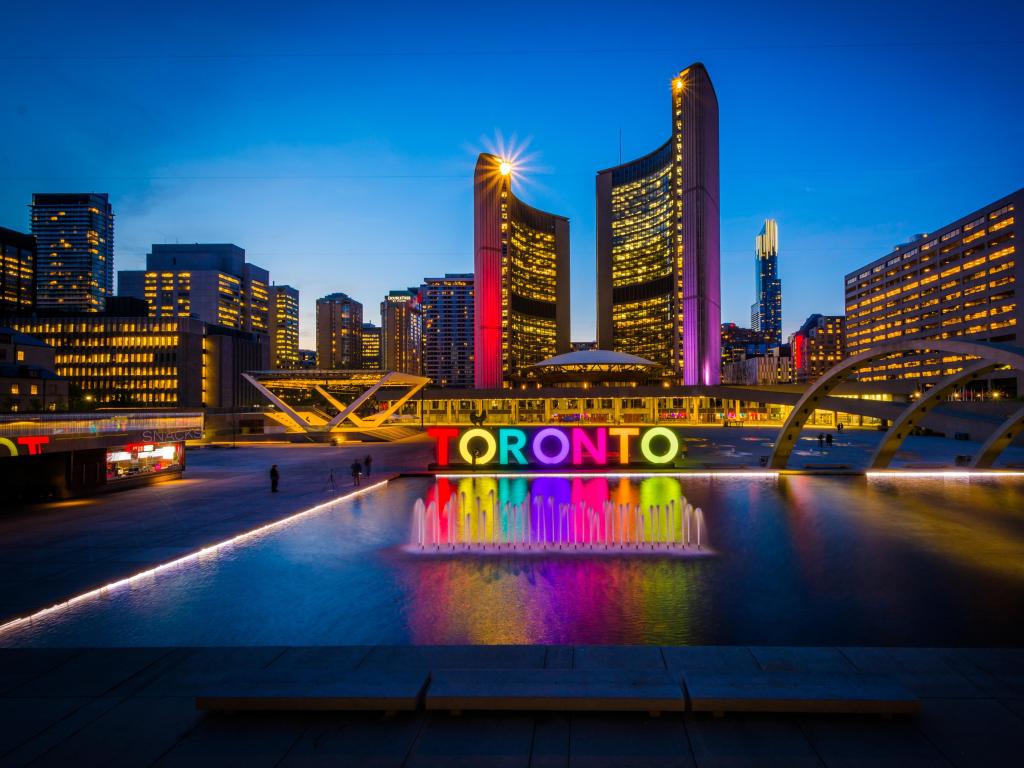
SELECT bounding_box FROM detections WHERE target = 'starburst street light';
[499,160,513,176]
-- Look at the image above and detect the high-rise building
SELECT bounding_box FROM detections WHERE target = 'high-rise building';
[790,314,845,383]
[381,289,423,375]
[118,244,270,333]
[269,285,299,369]
[1,227,36,313]
[316,293,362,369]
[845,189,1022,394]
[298,349,317,369]
[596,63,721,385]
[474,153,570,388]
[360,323,382,370]
[750,219,782,345]
[421,273,474,388]
[31,193,114,312]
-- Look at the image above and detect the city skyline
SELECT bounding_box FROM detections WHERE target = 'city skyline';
[1,2,1022,348]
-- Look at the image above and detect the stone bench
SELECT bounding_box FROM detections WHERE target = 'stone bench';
[195,669,430,712]
[426,668,686,713]
[683,670,919,715]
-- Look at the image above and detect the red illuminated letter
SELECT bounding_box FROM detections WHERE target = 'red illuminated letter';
[427,427,460,466]
[16,436,49,455]
[571,428,607,465]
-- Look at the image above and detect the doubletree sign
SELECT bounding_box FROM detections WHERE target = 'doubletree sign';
[427,426,684,468]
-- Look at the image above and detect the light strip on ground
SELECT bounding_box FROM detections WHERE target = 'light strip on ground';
[866,471,1024,479]
[0,478,389,639]
[436,471,780,479]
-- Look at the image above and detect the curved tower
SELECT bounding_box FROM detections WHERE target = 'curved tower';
[596,63,720,385]
[474,153,570,388]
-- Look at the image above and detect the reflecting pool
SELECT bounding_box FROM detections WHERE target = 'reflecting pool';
[4,474,1024,647]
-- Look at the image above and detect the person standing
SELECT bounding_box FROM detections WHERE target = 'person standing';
[826,433,833,448]
[818,433,825,451]
[350,460,362,487]
[363,454,372,478]
[270,464,280,493]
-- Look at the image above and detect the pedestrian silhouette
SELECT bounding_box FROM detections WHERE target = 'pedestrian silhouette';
[826,433,833,448]
[364,454,372,478]
[270,464,280,493]
[818,433,825,450]
[350,460,362,487]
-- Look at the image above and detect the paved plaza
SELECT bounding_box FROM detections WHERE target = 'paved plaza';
[1,644,1023,766]
[0,440,433,624]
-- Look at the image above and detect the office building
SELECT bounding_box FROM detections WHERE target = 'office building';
[298,349,317,369]
[118,243,270,333]
[596,63,721,385]
[360,323,382,370]
[316,293,362,369]
[2,308,266,409]
[31,193,114,312]
[720,323,773,367]
[722,347,793,386]
[474,153,570,387]
[421,273,473,387]
[751,219,782,345]
[381,289,423,375]
[269,285,299,369]
[790,314,845,383]
[0,327,68,411]
[845,189,1021,393]
[1,227,36,312]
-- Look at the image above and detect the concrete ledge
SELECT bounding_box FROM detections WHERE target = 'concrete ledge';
[425,669,686,712]
[195,669,430,712]
[684,670,920,715]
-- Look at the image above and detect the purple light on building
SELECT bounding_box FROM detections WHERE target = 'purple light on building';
[596,63,721,385]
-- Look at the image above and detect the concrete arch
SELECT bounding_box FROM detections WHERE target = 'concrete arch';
[970,403,1024,469]
[868,360,997,468]
[768,339,1024,470]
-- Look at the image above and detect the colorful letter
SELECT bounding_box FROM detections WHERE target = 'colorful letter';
[499,428,528,465]
[608,427,640,464]
[427,427,459,466]
[458,428,497,465]
[571,428,607,465]
[16,436,49,455]
[0,438,17,457]
[639,427,679,464]
[532,427,570,465]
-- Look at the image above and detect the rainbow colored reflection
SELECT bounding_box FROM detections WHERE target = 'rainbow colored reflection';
[411,475,707,555]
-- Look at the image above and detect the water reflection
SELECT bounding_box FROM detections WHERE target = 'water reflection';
[3,474,1024,647]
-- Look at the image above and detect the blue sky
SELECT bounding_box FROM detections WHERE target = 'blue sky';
[1,0,1022,347]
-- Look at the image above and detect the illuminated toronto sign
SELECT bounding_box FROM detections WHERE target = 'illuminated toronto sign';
[427,426,683,468]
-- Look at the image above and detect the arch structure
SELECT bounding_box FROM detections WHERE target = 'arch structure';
[242,370,429,440]
[767,339,1024,470]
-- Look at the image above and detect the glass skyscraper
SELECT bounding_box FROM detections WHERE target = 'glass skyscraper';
[751,218,782,346]
[596,64,721,385]
[31,193,114,312]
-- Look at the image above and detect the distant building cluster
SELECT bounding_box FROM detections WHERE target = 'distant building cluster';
[0,61,1020,416]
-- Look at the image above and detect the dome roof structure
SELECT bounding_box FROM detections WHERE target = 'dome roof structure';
[523,350,663,384]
